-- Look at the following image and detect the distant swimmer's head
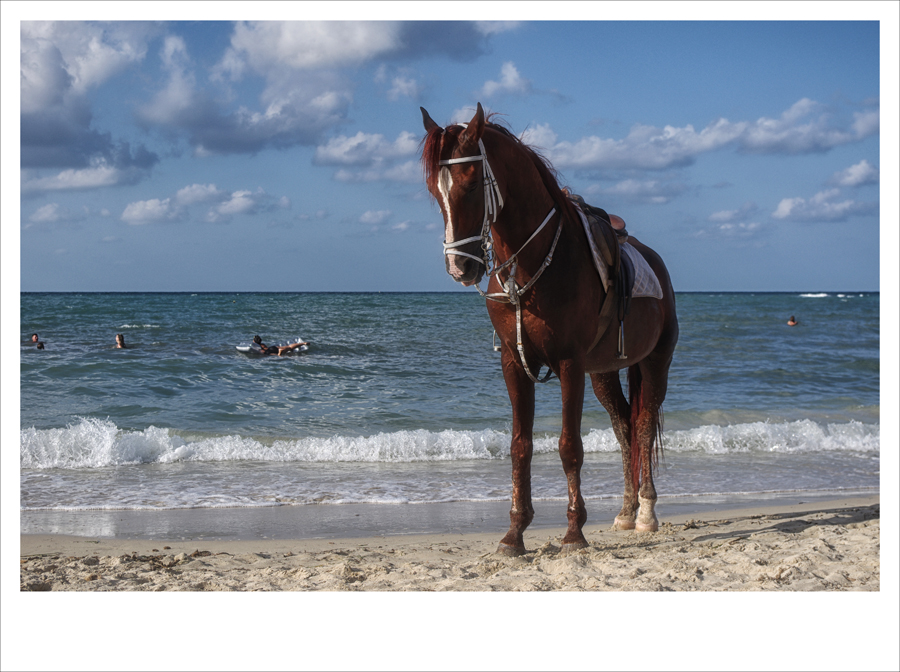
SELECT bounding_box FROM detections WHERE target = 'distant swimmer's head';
[36,342,45,350]
[253,335,262,344]
[31,333,39,342]
[116,333,126,348]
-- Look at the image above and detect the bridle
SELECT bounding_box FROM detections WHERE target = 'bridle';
[438,125,562,383]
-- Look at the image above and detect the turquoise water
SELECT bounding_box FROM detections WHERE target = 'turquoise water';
[20,291,879,513]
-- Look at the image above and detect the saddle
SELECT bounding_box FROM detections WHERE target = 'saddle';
[567,193,662,358]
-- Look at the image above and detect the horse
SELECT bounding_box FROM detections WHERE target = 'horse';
[420,103,678,556]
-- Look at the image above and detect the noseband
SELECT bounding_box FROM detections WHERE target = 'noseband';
[439,125,562,383]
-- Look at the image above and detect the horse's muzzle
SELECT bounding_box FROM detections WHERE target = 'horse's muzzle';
[446,254,485,287]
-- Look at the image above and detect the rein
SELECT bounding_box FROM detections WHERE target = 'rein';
[439,126,561,383]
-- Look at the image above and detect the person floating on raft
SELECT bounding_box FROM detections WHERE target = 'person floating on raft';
[252,335,308,356]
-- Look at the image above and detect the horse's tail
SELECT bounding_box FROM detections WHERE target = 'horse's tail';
[628,364,663,494]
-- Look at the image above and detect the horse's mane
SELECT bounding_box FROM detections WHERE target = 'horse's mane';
[421,114,581,226]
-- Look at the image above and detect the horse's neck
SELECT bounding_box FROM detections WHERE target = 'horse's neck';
[493,184,562,267]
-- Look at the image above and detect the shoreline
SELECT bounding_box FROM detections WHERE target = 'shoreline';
[20,495,880,593]
[20,489,878,545]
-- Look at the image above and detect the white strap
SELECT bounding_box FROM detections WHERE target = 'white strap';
[492,207,556,277]
[439,155,484,165]
[443,235,482,250]
[445,250,486,264]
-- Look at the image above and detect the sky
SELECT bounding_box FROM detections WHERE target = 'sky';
[4,4,898,294]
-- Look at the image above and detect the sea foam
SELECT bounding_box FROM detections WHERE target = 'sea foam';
[20,417,880,470]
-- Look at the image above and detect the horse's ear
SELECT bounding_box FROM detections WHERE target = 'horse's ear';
[421,107,441,133]
[460,102,485,146]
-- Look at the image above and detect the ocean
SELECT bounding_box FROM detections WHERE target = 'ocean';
[19,291,879,537]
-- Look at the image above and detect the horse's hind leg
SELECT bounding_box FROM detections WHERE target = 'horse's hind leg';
[497,348,536,556]
[632,354,672,533]
[590,371,638,530]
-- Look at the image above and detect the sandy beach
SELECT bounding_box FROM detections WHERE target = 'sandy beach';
[20,496,880,592]
[10,498,900,672]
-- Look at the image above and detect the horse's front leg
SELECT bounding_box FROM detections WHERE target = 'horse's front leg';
[497,347,536,556]
[558,358,589,551]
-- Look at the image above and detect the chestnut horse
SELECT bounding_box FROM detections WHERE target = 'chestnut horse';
[420,103,678,555]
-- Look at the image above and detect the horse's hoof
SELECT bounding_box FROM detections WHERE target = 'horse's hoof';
[636,496,658,532]
[613,516,636,531]
[496,542,526,557]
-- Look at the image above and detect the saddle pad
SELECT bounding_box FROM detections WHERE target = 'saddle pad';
[575,206,612,291]
[576,205,663,299]
[620,242,663,300]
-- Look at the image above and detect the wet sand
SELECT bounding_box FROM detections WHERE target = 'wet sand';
[21,496,880,592]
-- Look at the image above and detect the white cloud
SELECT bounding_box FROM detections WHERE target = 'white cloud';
[20,22,160,176]
[315,131,418,166]
[449,106,479,125]
[831,160,879,188]
[212,190,257,219]
[852,109,880,137]
[387,76,421,101]
[21,163,130,193]
[140,28,354,155]
[175,183,226,206]
[586,179,688,205]
[693,220,765,240]
[21,22,152,105]
[772,188,876,222]
[205,188,289,222]
[548,118,745,171]
[531,98,879,173]
[28,203,63,223]
[740,98,877,154]
[480,62,531,97]
[139,36,199,127]
[119,184,289,225]
[121,198,177,225]
[718,222,762,235]
[221,22,402,75]
[334,160,421,184]
[474,22,521,36]
[360,210,391,225]
[709,203,759,223]
[520,123,558,151]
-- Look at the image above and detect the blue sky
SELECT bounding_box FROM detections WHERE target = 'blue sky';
[4,4,898,293]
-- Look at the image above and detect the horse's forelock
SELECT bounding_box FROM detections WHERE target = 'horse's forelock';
[420,125,444,198]
[421,123,470,199]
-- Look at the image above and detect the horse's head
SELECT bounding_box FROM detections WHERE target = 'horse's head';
[421,103,491,287]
